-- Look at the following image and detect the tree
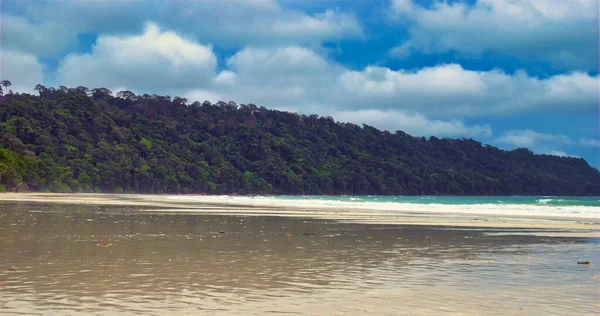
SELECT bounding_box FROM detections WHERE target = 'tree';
[76,86,90,95]
[34,84,46,95]
[117,90,137,100]
[0,85,599,195]
[91,88,113,100]
[1,80,11,94]
[173,97,188,106]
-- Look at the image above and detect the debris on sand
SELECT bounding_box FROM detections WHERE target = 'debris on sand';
[98,243,113,247]
[0,268,18,273]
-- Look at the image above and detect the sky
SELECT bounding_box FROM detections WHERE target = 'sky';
[1,0,599,168]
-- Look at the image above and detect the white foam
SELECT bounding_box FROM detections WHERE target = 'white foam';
[156,195,600,220]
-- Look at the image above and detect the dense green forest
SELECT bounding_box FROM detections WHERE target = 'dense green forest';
[1,83,599,195]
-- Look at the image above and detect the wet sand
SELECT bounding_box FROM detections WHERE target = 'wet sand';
[1,193,599,237]
[0,201,599,315]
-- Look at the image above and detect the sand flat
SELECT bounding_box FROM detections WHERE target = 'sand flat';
[1,203,599,316]
[1,193,599,236]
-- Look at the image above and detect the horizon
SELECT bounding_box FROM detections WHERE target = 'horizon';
[1,0,599,167]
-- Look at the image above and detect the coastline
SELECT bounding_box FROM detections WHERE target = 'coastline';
[1,193,599,237]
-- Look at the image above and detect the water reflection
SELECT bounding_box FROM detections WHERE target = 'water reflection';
[0,202,598,315]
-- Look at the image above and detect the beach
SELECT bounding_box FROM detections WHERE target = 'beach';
[0,193,598,237]
[1,194,599,315]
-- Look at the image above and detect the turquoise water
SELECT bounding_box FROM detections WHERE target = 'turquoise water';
[271,196,600,207]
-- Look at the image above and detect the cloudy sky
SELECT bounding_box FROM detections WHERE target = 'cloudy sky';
[1,0,599,167]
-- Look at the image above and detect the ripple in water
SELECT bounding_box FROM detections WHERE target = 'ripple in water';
[0,202,598,315]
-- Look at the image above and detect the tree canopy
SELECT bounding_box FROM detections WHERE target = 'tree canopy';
[0,84,599,195]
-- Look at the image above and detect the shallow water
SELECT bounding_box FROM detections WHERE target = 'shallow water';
[0,201,599,315]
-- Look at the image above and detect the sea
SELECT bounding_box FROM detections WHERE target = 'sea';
[267,195,600,206]
[160,195,600,220]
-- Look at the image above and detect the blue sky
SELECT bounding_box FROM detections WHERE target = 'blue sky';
[1,0,599,168]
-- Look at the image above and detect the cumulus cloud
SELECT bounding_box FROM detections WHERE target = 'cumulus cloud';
[493,129,581,157]
[167,0,363,47]
[1,1,148,56]
[334,109,492,137]
[57,23,217,93]
[214,71,237,85]
[185,89,223,104]
[2,0,362,56]
[1,14,73,56]
[336,65,597,118]
[494,130,572,148]
[579,138,600,147]
[389,0,599,70]
[0,50,44,94]
[187,46,343,112]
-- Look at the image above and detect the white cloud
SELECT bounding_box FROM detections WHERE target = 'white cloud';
[0,50,44,94]
[334,109,492,137]
[579,138,600,147]
[2,0,362,56]
[336,65,597,118]
[495,129,572,148]
[1,1,148,56]
[494,129,585,158]
[389,0,599,70]
[214,71,237,85]
[185,90,223,104]
[57,23,217,93]
[193,46,343,113]
[165,1,363,47]
[1,14,73,56]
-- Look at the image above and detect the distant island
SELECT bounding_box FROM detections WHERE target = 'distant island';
[1,84,599,195]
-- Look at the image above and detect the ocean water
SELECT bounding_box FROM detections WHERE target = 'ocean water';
[158,194,600,220]
[2,193,600,221]
[268,195,600,207]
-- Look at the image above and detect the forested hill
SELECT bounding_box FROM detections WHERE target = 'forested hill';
[1,86,599,195]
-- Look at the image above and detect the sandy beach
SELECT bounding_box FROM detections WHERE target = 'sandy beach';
[1,200,599,316]
[1,194,599,315]
[1,193,598,237]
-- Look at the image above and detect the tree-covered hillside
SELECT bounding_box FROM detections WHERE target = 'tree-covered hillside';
[1,85,599,195]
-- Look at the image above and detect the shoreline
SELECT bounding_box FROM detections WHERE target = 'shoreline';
[1,193,599,237]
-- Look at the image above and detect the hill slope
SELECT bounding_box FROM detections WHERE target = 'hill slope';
[1,88,599,195]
